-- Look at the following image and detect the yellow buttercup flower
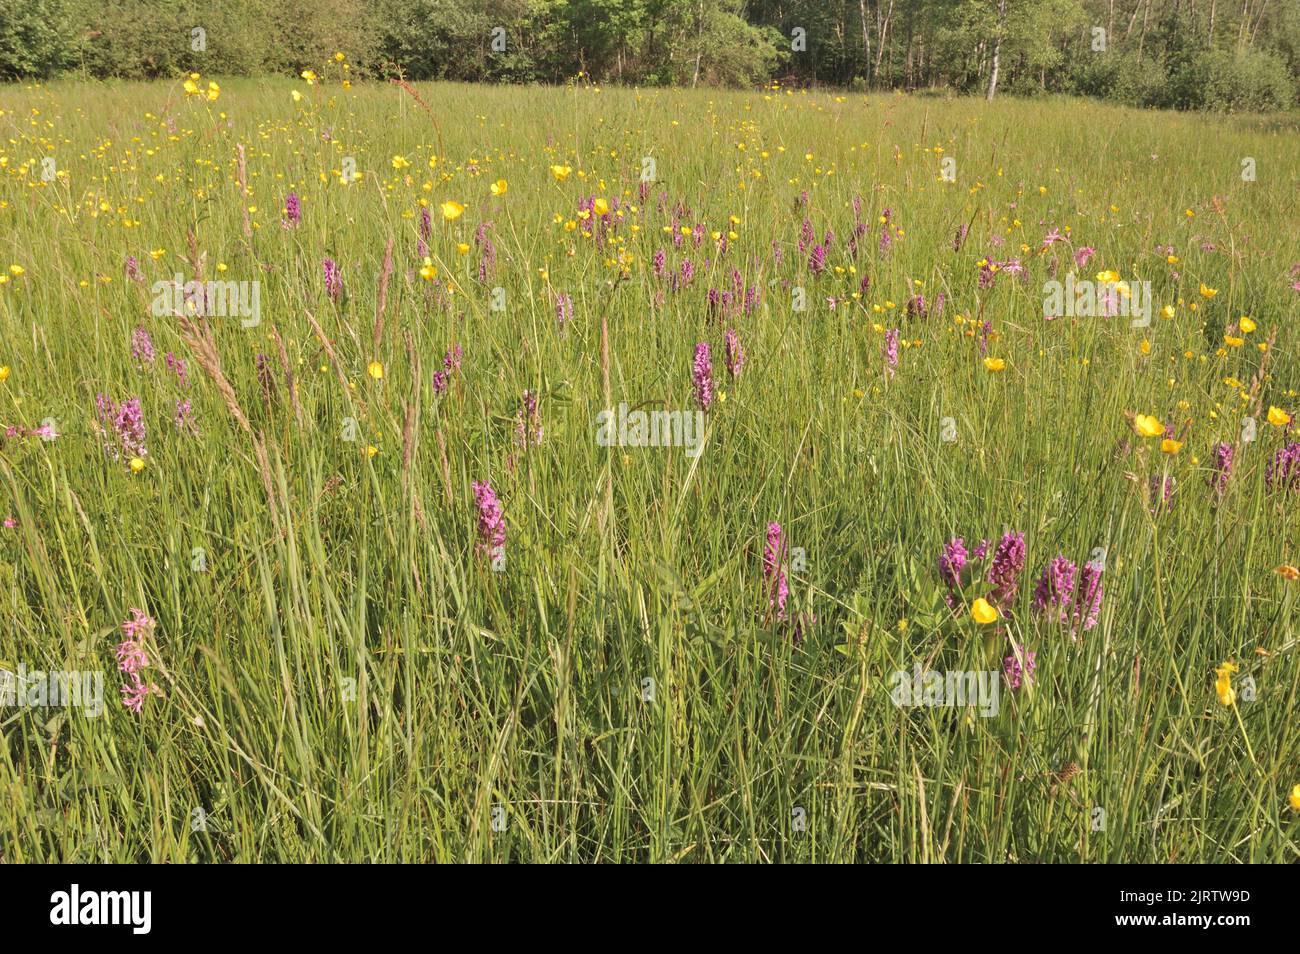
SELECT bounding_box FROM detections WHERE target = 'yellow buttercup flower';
[1161,305,1176,319]
[206,81,220,101]
[1239,316,1256,333]
[550,164,572,181]
[490,179,508,196]
[419,257,437,281]
[970,598,999,624]
[291,90,303,103]
[1268,406,1291,427]
[129,457,146,474]
[592,197,609,216]
[1199,283,1218,299]
[367,361,384,380]
[1095,269,1120,284]
[1161,438,1182,454]
[366,445,378,458]
[1134,414,1163,438]
[1289,784,1300,812]
[983,357,1005,372]
[440,200,465,221]
[1215,662,1237,706]
[0,365,10,383]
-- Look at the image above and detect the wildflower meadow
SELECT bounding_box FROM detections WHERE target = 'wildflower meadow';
[1,68,1299,864]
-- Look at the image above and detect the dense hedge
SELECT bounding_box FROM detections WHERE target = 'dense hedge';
[1,0,1295,112]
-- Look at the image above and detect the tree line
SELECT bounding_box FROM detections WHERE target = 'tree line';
[3,0,1297,111]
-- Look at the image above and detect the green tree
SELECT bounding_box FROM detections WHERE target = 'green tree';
[0,0,74,79]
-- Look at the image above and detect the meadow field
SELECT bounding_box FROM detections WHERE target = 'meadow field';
[0,72,1298,863]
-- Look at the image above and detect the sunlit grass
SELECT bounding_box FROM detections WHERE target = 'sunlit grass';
[0,77,1298,861]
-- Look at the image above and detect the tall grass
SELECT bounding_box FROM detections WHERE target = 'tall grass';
[0,77,1297,861]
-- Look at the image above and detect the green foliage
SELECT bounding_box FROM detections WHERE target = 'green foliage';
[0,0,74,79]
[71,0,193,79]
[1198,49,1296,113]
[61,0,373,80]
[0,0,1297,113]
[371,0,532,81]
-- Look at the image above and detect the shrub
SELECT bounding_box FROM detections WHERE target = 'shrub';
[0,0,75,79]
[1199,49,1296,112]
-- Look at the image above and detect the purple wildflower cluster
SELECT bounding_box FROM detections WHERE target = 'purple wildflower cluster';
[1003,642,1036,691]
[322,257,342,301]
[554,292,573,329]
[692,342,713,410]
[1266,442,1300,492]
[1030,554,1103,637]
[808,243,827,276]
[283,192,301,228]
[763,521,790,623]
[115,608,159,714]
[883,328,900,379]
[166,352,188,388]
[1075,560,1104,634]
[131,327,155,366]
[95,395,147,460]
[514,390,543,448]
[472,480,506,563]
[724,329,744,379]
[578,194,620,247]
[798,218,815,254]
[1150,473,1177,512]
[937,531,1031,615]
[986,532,1026,607]
[1210,442,1234,494]
[3,421,58,444]
[938,537,968,592]
[1031,556,1076,623]
[706,271,762,322]
[432,345,462,395]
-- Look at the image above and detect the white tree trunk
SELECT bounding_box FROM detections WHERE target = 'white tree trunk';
[986,0,1006,102]
[860,0,872,81]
